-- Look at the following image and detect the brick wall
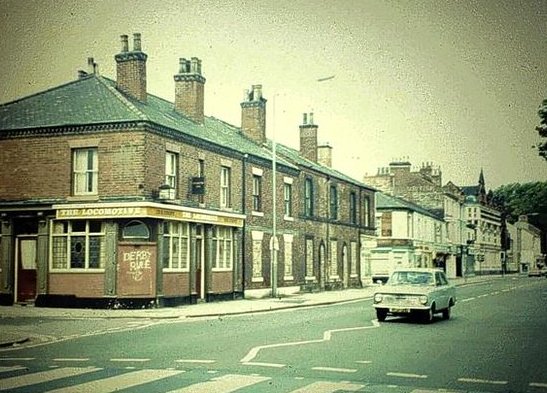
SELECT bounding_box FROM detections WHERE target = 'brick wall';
[48,273,104,297]
[116,60,147,102]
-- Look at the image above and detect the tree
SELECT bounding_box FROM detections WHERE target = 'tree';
[535,99,547,160]
[493,182,547,222]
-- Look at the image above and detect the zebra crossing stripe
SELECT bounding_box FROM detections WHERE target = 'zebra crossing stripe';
[0,366,26,373]
[0,367,100,391]
[45,369,183,393]
[166,373,270,393]
[288,381,365,392]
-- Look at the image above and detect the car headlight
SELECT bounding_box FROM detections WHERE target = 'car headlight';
[374,294,383,303]
[419,295,428,305]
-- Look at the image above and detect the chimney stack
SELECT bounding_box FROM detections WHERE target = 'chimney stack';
[299,112,318,162]
[240,85,267,143]
[115,33,148,102]
[317,143,333,168]
[174,57,206,124]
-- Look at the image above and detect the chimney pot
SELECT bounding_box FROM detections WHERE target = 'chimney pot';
[303,113,308,125]
[120,34,129,52]
[133,33,142,51]
[309,112,314,125]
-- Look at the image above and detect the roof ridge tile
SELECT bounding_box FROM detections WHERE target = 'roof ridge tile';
[96,76,148,121]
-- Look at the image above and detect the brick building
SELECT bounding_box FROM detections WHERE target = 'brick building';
[0,34,375,307]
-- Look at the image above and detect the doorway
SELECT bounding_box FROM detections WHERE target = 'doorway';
[15,236,38,303]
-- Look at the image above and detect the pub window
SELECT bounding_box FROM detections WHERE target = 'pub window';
[122,220,150,240]
[213,226,233,270]
[163,221,189,271]
[50,220,105,270]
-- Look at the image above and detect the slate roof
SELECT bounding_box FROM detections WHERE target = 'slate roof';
[461,186,479,196]
[376,192,443,220]
[0,74,297,171]
[0,73,380,190]
[275,142,376,191]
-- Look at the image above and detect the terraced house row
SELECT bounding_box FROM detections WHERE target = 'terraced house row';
[0,34,376,307]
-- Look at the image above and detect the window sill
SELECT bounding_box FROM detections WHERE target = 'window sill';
[251,276,264,283]
[163,269,190,273]
[212,268,233,272]
[305,276,316,282]
[283,275,294,281]
[49,269,105,273]
[67,195,99,202]
[251,211,264,217]
[283,216,294,222]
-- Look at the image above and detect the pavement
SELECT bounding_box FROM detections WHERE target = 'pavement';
[0,274,506,348]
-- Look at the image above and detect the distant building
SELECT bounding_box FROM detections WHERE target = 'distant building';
[461,169,503,275]
[0,33,376,307]
[364,160,469,277]
[507,215,543,273]
[370,192,448,282]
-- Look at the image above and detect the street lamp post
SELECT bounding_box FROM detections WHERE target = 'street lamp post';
[271,94,278,298]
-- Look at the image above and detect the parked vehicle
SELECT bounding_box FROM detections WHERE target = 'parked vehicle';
[373,268,456,323]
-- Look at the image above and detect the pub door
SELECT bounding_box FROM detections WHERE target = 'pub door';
[15,235,38,303]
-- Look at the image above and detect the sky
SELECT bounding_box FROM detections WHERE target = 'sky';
[0,0,545,190]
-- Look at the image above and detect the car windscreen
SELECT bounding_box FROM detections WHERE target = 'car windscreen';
[388,271,434,285]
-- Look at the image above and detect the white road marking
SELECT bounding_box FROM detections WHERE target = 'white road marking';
[0,366,26,373]
[356,360,373,364]
[460,297,475,302]
[387,372,428,379]
[0,366,100,391]
[458,377,508,385]
[166,373,270,392]
[312,366,357,373]
[47,369,183,393]
[0,357,35,361]
[109,358,150,362]
[53,358,90,362]
[289,381,364,392]
[530,382,547,388]
[175,359,216,364]
[240,320,380,363]
[243,361,285,368]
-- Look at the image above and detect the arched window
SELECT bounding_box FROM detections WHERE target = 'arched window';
[122,220,150,240]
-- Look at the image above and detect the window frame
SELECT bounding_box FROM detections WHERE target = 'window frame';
[283,182,293,218]
[165,151,178,195]
[329,185,338,220]
[349,191,357,224]
[72,148,98,196]
[212,226,233,271]
[220,166,231,209]
[50,220,105,271]
[162,221,190,272]
[252,174,262,212]
[304,177,314,217]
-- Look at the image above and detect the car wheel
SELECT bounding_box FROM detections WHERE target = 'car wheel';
[442,307,451,320]
[423,303,435,323]
[376,309,388,322]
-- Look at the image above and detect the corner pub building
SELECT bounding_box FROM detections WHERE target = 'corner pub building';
[0,34,376,308]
